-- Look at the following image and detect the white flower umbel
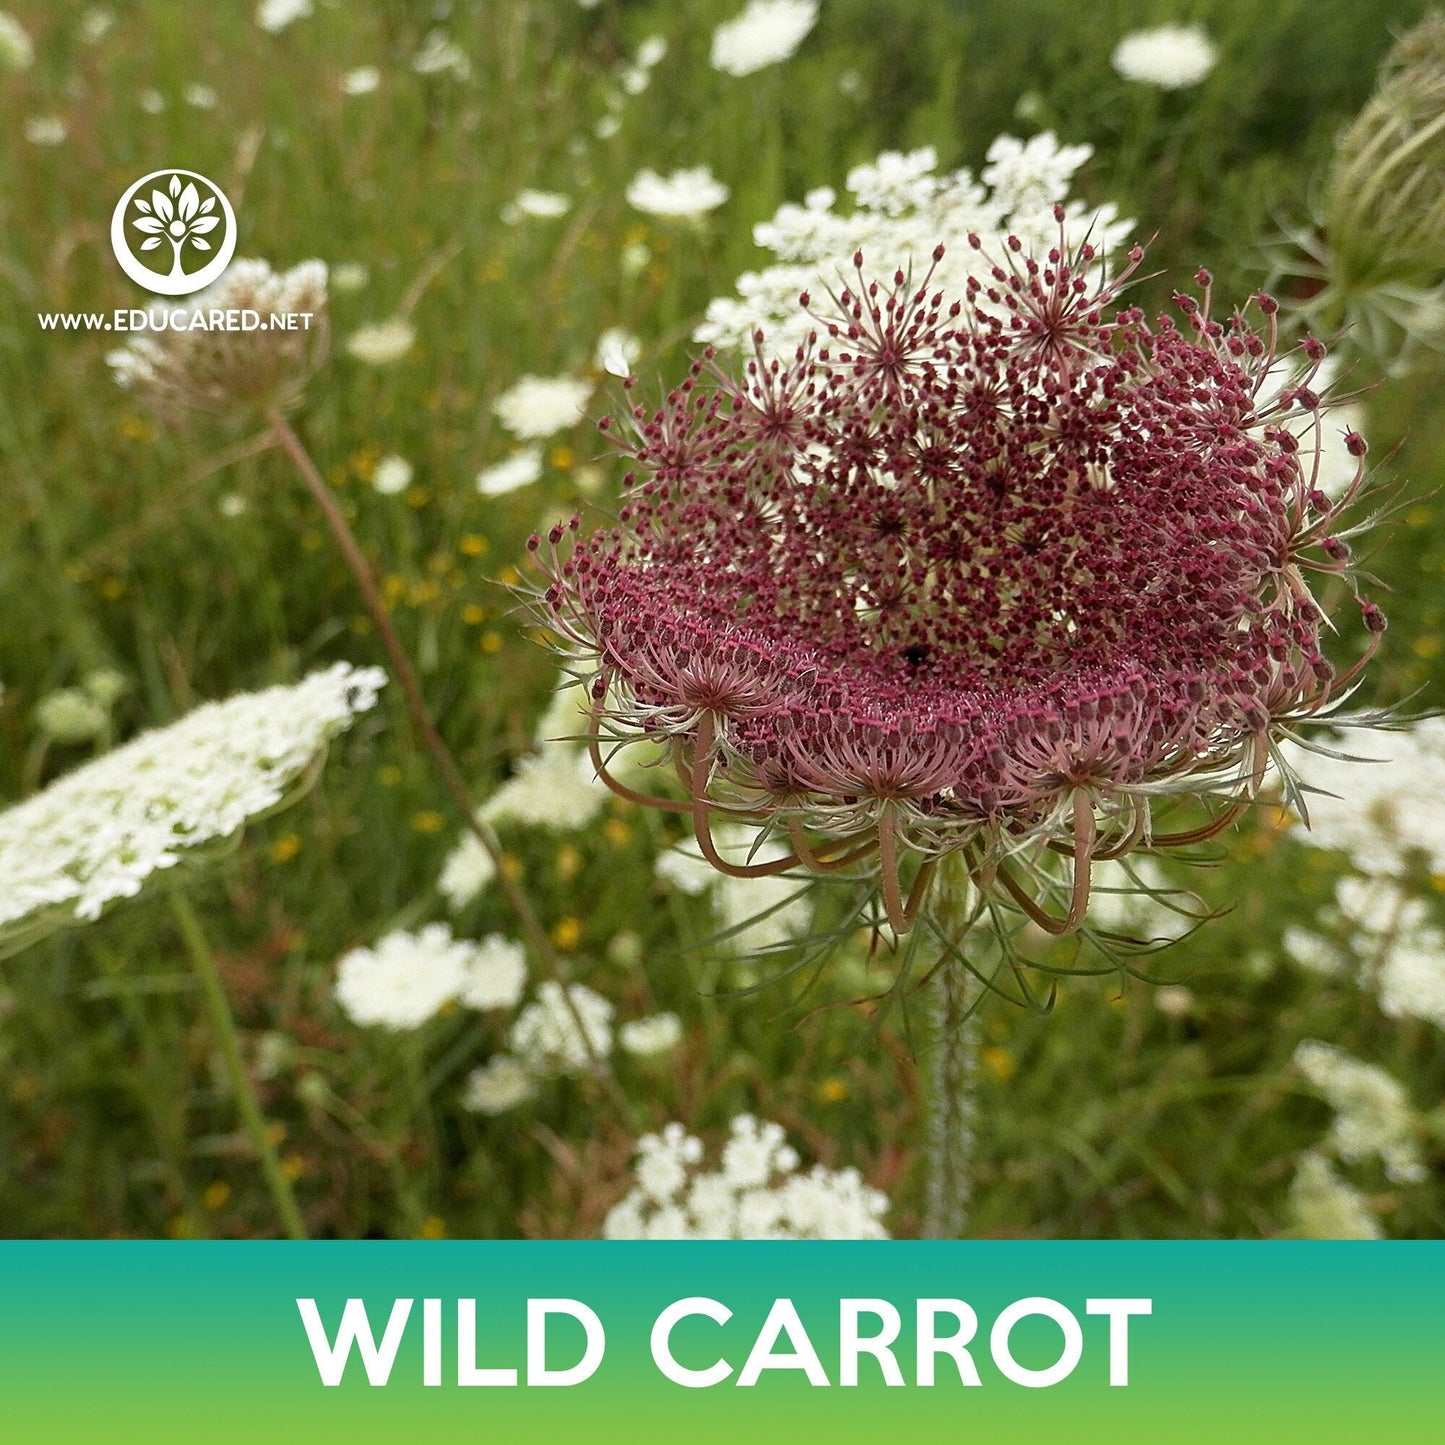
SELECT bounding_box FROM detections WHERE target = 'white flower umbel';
[1111,25,1218,89]
[456,934,528,1012]
[618,1011,683,1057]
[24,116,67,146]
[493,374,592,440]
[347,317,414,366]
[438,831,497,912]
[371,454,413,496]
[1293,1040,1426,1185]
[501,189,571,225]
[0,663,384,947]
[1287,1152,1382,1240]
[334,923,473,1030]
[510,981,614,1073]
[256,0,313,36]
[603,1115,890,1239]
[342,66,380,96]
[476,447,544,497]
[481,744,607,831]
[108,258,328,416]
[625,167,729,220]
[711,0,818,77]
[461,1055,537,1114]
[697,135,1131,352]
[595,327,640,378]
[335,925,527,1028]
[1288,718,1445,877]
[656,824,814,954]
[0,12,35,70]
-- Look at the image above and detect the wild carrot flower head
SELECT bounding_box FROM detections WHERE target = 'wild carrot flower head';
[530,222,1381,938]
[108,258,328,419]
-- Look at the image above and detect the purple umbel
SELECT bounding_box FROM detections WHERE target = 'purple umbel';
[531,220,1379,937]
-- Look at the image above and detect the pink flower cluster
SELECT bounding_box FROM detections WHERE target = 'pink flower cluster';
[531,219,1379,935]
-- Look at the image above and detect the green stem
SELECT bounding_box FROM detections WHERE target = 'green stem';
[923,857,978,1240]
[170,889,307,1240]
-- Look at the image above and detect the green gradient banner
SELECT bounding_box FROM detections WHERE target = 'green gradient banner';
[0,1243,1439,1443]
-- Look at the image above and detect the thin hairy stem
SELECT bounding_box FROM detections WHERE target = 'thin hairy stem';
[268,411,623,1100]
[923,857,978,1239]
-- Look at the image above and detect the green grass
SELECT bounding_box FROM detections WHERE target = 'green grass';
[0,0,1441,1240]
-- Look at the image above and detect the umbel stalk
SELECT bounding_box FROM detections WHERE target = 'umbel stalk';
[923,857,978,1239]
[266,411,625,1104]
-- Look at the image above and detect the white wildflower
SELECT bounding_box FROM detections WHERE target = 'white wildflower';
[698,134,1130,352]
[595,327,640,378]
[334,923,473,1030]
[1287,1153,1382,1240]
[347,317,415,366]
[510,981,614,1073]
[79,10,114,46]
[184,83,217,109]
[476,447,544,497]
[0,11,33,69]
[637,36,668,69]
[656,824,814,954]
[24,116,67,146]
[711,0,818,77]
[457,934,528,1012]
[501,189,571,224]
[139,89,166,114]
[413,30,470,80]
[342,66,380,96]
[619,1011,683,1057]
[1334,874,1426,938]
[1377,929,1445,1030]
[482,744,607,831]
[371,453,413,496]
[492,374,592,439]
[0,664,384,941]
[625,166,730,220]
[1281,925,1347,978]
[437,832,496,912]
[462,1055,536,1114]
[1111,24,1218,89]
[603,1115,890,1240]
[331,261,369,292]
[1287,718,1445,878]
[1087,857,1194,941]
[256,0,313,35]
[1293,1040,1425,1184]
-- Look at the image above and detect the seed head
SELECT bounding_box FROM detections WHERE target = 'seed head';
[531,237,1381,938]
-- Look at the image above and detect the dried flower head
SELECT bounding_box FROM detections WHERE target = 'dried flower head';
[1273,13,1445,363]
[108,258,328,419]
[531,227,1381,939]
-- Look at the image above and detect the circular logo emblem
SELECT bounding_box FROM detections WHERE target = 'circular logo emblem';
[110,169,237,296]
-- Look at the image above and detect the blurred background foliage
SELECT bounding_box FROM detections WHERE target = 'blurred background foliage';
[0,0,1441,1239]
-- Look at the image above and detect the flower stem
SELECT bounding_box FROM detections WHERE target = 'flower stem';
[923,855,978,1239]
[169,888,307,1240]
[267,410,625,1105]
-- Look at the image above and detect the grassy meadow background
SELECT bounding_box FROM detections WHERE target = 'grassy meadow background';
[0,0,1442,1239]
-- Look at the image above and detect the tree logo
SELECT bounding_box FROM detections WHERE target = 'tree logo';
[110,168,238,296]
